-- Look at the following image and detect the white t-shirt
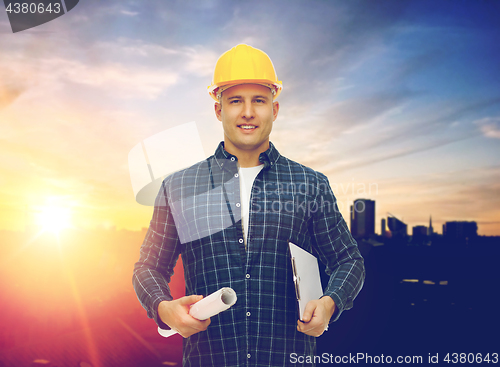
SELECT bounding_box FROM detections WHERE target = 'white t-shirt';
[238,164,264,248]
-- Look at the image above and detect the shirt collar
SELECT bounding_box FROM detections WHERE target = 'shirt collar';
[213,141,280,171]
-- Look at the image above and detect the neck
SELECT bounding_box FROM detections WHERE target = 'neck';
[223,140,269,168]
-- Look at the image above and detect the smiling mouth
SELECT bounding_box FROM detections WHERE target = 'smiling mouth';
[238,124,257,130]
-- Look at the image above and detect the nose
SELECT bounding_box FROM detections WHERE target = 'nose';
[241,101,255,120]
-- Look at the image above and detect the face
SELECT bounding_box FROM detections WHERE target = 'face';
[215,83,279,157]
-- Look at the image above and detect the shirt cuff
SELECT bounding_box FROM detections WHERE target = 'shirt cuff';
[324,289,346,323]
[151,295,172,330]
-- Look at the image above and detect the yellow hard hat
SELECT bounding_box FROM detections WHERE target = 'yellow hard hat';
[208,44,283,101]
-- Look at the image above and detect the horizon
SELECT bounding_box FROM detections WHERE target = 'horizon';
[4,207,496,238]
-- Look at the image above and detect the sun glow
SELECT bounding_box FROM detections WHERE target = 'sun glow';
[36,205,73,234]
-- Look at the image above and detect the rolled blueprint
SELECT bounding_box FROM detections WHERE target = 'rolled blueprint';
[158,287,237,338]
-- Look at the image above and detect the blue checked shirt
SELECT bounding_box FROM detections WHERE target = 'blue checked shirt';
[133,142,365,367]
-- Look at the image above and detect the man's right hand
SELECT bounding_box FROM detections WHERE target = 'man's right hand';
[158,295,211,338]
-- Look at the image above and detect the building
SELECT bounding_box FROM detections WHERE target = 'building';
[443,221,477,240]
[412,225,428,237]
[428,216,434,236]
[350,199,375,239]
[387,214,407,237]
[381,218,387,237]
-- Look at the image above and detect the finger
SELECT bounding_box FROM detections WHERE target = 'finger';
[297,321,306,333]
[181,294,203,305]
[298,324,324,337]
[297,319,313,334]
[311,328,324,337]
[301,301,318,323]
[297,325,321,337]
[297,318,326,336]
[179,316,210,338]
[193,317,211,331]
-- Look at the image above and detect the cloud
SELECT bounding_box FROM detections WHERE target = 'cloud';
[327,134,479,175]
[45,57,179,99]
[326,91,417,133]
[353,97,500,155]
[474,117,500,139]
[182,46,219,77]
[272,89,419,170]
[0,35,221,101]
[0,82,25,110]
[277,94,491,175]
[120,10,139,16]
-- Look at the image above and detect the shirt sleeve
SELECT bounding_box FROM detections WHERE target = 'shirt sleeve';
[132,179,182,329]
[309,174,365,323]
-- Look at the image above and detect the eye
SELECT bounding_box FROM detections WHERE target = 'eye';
[255,99,265,103]
[229,99,241,104]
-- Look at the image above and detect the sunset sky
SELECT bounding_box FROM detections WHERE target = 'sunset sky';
[1,0,499,235]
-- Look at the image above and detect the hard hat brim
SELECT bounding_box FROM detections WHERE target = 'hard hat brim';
[208,79,282,102]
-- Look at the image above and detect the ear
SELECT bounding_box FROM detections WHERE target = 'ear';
[214,102,222,121]
[272,101,280,122]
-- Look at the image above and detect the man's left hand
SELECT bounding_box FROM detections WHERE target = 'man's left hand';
[297,296,336,337]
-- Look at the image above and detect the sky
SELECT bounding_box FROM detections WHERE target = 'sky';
[1,0,499,235]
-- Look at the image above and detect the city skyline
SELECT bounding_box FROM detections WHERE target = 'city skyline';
[17,195,493,240]
[1,1,499,236]
[346,197,486,238]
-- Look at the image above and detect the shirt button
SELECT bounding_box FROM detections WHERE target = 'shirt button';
[239,238,244,244]
[246,274,250,279]
[231,157,235,161]
[234,173,239,178]
[247,354,251,359]
[236,202,241,207]
[246,312,251,317]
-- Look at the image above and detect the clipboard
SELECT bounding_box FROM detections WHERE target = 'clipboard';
[288,241,324,321]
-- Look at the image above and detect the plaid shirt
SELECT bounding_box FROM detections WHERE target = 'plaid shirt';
[133,142,365,367]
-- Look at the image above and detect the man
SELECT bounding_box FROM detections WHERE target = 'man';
[133,44,365,366]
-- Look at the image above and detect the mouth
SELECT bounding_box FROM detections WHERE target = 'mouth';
[237,124,257,131]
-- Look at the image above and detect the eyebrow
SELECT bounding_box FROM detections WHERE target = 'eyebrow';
[227,95,270,100]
